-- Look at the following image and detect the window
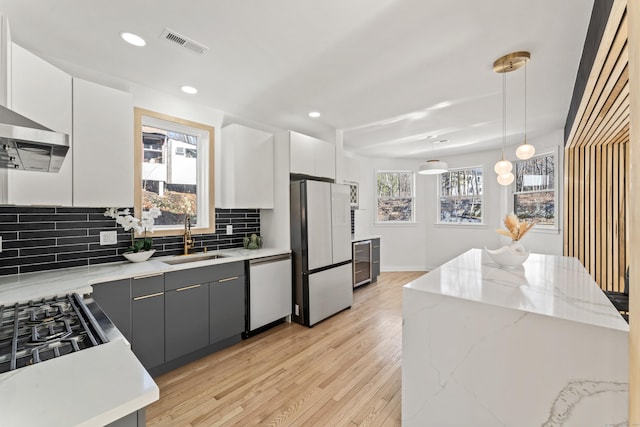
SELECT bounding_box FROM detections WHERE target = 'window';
[438,167,483,224]
[513,153,555,226]
[134,108,215,236]
[376,171,415,223]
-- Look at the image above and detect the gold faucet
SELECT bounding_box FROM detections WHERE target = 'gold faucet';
[183,214,195,255]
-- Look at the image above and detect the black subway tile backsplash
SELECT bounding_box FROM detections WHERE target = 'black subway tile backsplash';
[0,206,260,276]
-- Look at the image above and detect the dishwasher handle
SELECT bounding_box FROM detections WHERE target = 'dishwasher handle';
[249,254,291,266]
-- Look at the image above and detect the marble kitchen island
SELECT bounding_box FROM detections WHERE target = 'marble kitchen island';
[402,248,629,427]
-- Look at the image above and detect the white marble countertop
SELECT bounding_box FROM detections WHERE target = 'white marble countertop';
[402,248,629,426]
[351,234,381,242]
[0,247,291,305]
[404,248,628,332]
[0,338,158,427]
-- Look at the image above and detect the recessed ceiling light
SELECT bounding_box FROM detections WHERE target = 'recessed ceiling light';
[121,32,146,47]
[433,139,449,144]
[181,85,198,95]
[308,111,321,118]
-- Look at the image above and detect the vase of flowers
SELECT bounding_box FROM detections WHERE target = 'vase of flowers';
[485,213,535,267]
[104,207,162,262]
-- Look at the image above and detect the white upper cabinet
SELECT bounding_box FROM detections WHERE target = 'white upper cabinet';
[289,131,335,180]
[343,155,360,183]
[0,15,11,107]
[8,44,73,206]
[220,123,274,209]
[72,78,133,207]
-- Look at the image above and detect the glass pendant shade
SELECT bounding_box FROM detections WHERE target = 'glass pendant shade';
[494,159,512,175]
[418,159,448,175]
[497,172,514,186]
[516,142,535,160]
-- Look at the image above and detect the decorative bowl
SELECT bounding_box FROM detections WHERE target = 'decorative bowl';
[484,244,529,268]
[123,249,156,263]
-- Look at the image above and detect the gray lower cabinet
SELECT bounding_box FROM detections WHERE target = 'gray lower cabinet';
[210,275,245,343]
[131,274,165,370]
[372,238,381,281]
[92,278,131,342]
[165,282,209,361]
[92,260,247,375]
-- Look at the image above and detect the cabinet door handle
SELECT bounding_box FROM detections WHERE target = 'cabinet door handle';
[219,276,239,283]
[133,273,163,280]
[373,261,380,264]
[133,291,164,301]
[176,284,201,292]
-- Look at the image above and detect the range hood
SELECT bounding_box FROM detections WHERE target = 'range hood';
[0,105,69,172]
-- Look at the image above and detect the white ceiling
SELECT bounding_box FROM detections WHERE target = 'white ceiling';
[0,0,593,159]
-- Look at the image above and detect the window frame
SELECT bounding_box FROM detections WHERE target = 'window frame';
[436,165,485,226]
[133,107,215,237]
[512,149,558,231]
[375,170,416,224]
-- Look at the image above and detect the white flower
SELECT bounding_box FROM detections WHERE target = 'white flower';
[104,206,160,234]
[148,206,161,219]
[120,215,139,232]
[104,207,118,219]
[140,216,155,232]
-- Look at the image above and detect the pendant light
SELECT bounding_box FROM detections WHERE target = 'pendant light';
[418,159,449,175]
[418,141,448,175]
[493,51,530,186]
[515,57,535,159]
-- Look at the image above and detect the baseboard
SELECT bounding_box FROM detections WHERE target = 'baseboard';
[381,266,430,272]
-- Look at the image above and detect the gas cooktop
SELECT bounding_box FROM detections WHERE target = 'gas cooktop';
[0,293,109,374]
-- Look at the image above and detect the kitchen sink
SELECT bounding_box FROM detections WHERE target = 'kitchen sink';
[161,253,228,265]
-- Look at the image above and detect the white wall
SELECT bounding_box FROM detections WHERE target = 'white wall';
[355,156,428,271]
[353,129,565,271]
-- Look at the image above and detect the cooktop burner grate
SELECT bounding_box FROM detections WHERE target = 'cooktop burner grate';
[0,293,108,374]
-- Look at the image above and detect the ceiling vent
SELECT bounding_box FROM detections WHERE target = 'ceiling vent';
[159,28,208,55]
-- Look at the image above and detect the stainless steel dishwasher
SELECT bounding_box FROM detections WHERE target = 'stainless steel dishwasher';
[247,254,292,334]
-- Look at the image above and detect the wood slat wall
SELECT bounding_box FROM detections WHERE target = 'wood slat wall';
[564,3,629,293]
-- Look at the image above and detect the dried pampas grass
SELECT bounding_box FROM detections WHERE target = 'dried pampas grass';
[496,213,535,241]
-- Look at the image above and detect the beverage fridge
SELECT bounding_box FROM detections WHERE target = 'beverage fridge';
[290,180,353,326]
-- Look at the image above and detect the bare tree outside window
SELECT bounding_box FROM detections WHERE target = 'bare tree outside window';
[376,171,415,222]
[514,154,555,226]
[439,167,483,224]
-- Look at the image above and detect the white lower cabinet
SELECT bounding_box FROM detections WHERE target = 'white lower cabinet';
[8,43,73,205]
[72,78,133,207]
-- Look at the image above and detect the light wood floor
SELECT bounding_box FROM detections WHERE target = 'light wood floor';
[147,271,426,427]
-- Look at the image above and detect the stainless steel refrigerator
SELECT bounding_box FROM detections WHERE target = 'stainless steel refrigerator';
[290,180,353,326]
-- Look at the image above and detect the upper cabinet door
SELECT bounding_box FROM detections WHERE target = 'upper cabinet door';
[289,131,316,176]
[220,123,274,209]
[72,78,133,207]
[289,131,336,180]
[314,139,335,180]
[8,44,73,206]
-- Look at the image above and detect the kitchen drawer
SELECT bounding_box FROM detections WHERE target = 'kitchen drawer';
[131,273,164,298]
[211,261,245,282]
[165,261,244,290]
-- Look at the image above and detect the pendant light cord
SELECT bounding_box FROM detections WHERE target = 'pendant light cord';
[502,71,506,160]
[524,60,527,144]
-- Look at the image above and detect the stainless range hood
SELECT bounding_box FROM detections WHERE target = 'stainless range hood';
[0,105,70,172]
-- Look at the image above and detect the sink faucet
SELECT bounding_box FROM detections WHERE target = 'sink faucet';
[183,214,195,255]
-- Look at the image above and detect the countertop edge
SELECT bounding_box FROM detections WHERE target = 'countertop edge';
[0,247,291,305]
